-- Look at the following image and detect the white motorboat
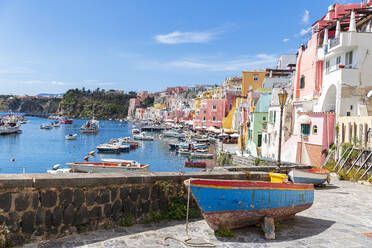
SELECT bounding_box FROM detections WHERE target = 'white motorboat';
[133,132,154,141]
[81,119,99,133]
[66,162,149,173]
[65,134,77,140]
[47,168,71,174]
[0,119,21,135]
[40,123,53,129]
[132,128,140,134]
[162,130,185,138]
[96,143,121,153]
[52,121,60,127]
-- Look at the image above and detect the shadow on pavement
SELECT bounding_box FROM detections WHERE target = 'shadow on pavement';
[215,215,335,243]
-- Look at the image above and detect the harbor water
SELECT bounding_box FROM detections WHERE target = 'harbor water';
[0,115,213,173]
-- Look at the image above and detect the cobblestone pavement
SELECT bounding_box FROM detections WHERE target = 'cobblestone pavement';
[25,176,372,248]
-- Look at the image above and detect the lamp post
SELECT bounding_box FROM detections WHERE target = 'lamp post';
[277,88,288,165]
[240,123,245,156]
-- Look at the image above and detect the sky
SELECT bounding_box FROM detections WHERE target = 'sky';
[0,0,363,95]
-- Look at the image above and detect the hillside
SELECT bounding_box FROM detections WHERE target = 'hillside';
[0,95,61,114]
[58,88,137,119]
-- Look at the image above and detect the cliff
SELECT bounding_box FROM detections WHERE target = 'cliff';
[0,95,61,114]
[58,88,137,119]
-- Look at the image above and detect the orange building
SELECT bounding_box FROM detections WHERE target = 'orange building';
[241,71,267,97]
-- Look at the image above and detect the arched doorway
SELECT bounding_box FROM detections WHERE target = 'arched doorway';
[321,84,336,112]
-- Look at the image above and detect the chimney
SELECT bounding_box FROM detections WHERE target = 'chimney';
[349,11,356,32]
[336,21,341,37]
[323,28,329,46]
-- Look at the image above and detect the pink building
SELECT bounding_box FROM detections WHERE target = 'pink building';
[194,99,227,129]
[135,108,149,120]
[166,87,188,95]
[128,98,141,117]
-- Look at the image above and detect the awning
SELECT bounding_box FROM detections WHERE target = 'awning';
[230,133,240,138]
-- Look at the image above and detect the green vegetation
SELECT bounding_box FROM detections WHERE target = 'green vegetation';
[152,181,200,223]
[60,88,137,119]
[254,158,268,166]
[119,213,134,227]
[0,224,11,248]
[215,224,234,238]
[0,95,61,114]
[217,153,231,166]
[323,159,368,182]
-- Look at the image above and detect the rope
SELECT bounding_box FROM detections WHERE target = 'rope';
[163,179,216,247]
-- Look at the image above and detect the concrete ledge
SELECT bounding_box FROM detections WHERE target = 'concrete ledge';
[225,164,312,173]
[0,171,269,189]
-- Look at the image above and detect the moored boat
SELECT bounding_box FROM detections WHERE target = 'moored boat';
[80,119,99,133]
[65,134,77,140]
[66,162,149,173]
[60,117,73,124]
[0,119,21,135]
[96,143,121,153]
[52,121,60,127]
[40,123,53,129]
[288,169,330,185]
[184,161,207,168]
[132,128,140,134]
[133,132,154,141]
[187,178,314,231]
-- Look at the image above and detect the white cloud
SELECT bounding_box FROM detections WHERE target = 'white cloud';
[51,81,65,86]
[283,38,290,42]
[155,31,217,44]
[300,27,312,36]
[302,10,310,24]
[146,54,278,72]
[0,66,35,74]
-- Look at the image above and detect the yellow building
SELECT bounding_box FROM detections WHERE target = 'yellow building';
[242,71,267,97]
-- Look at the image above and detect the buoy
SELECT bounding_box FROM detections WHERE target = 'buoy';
[84,156,89,160]
[11,158,15,162]
[53,164,61,170]
[88,151,96,156]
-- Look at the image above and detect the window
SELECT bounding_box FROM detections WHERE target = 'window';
[253,74,259,81]
[212,116,216,121]
[203,110,206,114]
[273,111,276,123]
[347,112,351,116]
[336,56,341,65]
[313,125,318,134]
[212,105,217,111]
[263,116,266,121]
[346,51,353,66]
[301,124,310,136]
[326,61,330,73]
[350,105,353,110]
[258,134,262,147]
[300,76,305,89]
[264,134,267,143]
[203,116,206,121]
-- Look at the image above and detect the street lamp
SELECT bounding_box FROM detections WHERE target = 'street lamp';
[277,88,288,165]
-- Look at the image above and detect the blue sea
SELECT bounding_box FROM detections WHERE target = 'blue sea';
[0,115,212,174]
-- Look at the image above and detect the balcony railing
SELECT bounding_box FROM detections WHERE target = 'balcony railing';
[329,37,340,49]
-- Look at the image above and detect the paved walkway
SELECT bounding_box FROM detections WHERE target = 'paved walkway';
[25,176,372,248]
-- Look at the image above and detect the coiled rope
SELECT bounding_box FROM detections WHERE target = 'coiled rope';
[163,179,216,247]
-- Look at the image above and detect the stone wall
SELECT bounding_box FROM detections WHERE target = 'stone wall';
[0,171,265,246]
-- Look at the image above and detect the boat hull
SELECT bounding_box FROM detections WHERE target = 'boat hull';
[288,169,329,185]
[189,179,314,230]
[67,163,149,173]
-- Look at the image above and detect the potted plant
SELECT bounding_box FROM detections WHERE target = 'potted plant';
[339,64,345,69]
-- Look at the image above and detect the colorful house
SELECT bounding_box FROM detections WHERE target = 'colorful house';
[193,99,227,129]
[242,71,267,97]
[246,93,272,156]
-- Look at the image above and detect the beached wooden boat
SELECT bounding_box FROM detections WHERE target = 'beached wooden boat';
[288,169,330,185]
[66,162,149,173]
[187,179,314,231]
[184,161,207,168]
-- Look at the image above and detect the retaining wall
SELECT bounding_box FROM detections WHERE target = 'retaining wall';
[0,171,268,246]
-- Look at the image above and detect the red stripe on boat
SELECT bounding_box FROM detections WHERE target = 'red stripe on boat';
[190,179,314,190]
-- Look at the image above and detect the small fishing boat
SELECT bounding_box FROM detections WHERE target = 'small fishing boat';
[65,134,77,140]
[66,162,149,173]
[133,132,154,141]
[96,143,121,153]
[184,161,207,168]
[288,169,330,185]
[0,120,20,135]
[162,130,185,138]
[132,128,140,134]
[52,121,60,127]
[119,144,131,152]
[40,123,53,129]
[60,118,73,124]
[187,178,314,231]
[80,119,99,133]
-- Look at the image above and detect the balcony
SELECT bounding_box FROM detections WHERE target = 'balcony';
[323,67,359,86]
[327,32,372,54]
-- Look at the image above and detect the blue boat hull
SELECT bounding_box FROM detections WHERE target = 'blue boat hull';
[189,179,314,230]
